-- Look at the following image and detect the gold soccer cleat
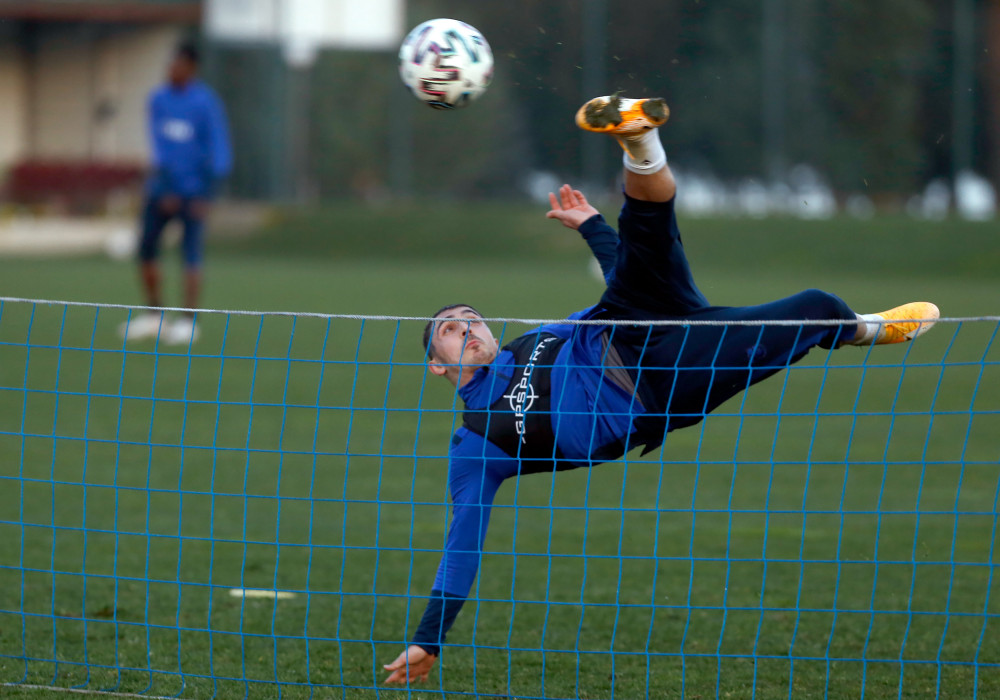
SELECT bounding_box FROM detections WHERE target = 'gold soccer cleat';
[575,95,670,136]
[870,301,940,344]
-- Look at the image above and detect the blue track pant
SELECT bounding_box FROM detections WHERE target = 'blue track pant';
[600,194,859,446]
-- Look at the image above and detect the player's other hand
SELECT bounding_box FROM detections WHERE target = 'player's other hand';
[157,195,182,216]
[383,644,438,685]
[546,184,600,231]
[188,198,210,221]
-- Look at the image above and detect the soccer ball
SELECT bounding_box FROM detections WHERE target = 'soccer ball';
[398,18,494,110]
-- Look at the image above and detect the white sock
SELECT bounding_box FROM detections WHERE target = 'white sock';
[619,129,667,174]
[850,313,885,345]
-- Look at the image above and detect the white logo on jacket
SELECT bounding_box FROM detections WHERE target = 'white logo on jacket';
[161,119,194,142]
[503,336,557,443]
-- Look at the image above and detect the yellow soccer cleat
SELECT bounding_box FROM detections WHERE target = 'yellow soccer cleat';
[575,95,670,136]
[869,301,940,344]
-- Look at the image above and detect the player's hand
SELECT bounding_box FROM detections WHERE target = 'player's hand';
[188,199,210,220]
[383,644,438,685]
[157,195,182,216]
[546,184,601,231]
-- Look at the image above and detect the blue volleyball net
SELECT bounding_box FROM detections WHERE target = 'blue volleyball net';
[1,297,998,699]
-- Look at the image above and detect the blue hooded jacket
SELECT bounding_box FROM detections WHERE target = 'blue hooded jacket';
[147,79,232,198]
[410,215,639,654]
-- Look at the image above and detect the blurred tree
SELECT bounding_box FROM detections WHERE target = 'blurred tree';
[473,2,590,176]
[466,0,940,192]
[811,0,934,193]
[656,0,764,177]
[208,46,290,199]
[309,47,528,198]
[988,1,1000,189]
[473,1,765,179]
[211,0,994,201]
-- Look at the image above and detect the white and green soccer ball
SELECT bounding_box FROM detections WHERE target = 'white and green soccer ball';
[398,18,494,110]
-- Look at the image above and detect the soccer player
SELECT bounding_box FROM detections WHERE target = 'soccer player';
[120,42,232,345]
[383,95,939,684]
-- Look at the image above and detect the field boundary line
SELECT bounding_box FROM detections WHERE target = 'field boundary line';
[1,683,186,700]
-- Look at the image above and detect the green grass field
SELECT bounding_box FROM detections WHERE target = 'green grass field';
[1,202,998,699]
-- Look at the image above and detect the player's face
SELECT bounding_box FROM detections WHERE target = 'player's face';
[428,307,498,374]
[168,56,196,87]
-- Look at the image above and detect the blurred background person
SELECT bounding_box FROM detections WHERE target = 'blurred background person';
[121,41,232,345]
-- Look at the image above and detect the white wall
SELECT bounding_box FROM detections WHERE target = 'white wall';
[117,27,182,161]
[31,24,181,163]
[93,26,180,162]
[32,26,95,159]
[207,0,404,56]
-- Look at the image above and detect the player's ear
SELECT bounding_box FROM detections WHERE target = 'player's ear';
[427,358,447,377]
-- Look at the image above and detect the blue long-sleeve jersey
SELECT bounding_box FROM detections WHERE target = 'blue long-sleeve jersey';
[412,215,633,653]
[147,79,232,198]
[410,203,858,656]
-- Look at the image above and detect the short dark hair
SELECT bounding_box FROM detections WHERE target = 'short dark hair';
[175,41,200,65]
[422,303,482,359]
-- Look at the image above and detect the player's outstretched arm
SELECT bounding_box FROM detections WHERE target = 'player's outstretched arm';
[547,183,618,282]
[385,435,510,683]
[546,184,600,230]
[383,644,438,684]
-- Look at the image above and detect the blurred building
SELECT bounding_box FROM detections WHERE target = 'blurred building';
[0,1,201,212]
[0,0,405,208]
